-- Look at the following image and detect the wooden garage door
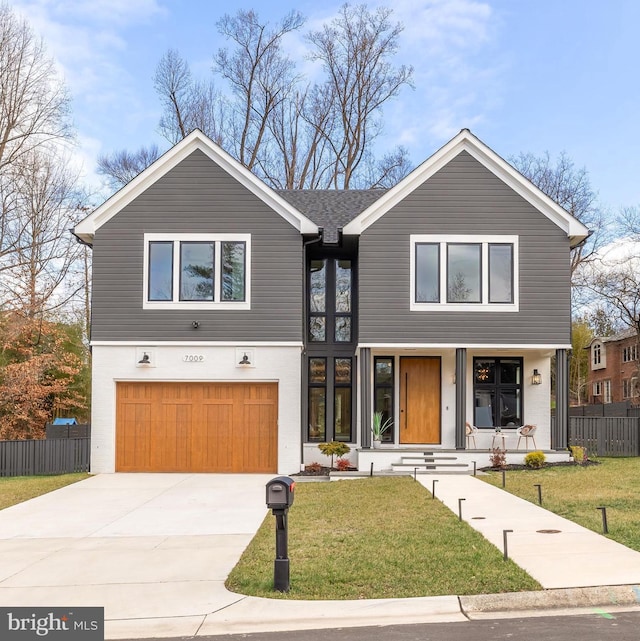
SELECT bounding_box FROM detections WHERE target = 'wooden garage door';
[116,382,278,472]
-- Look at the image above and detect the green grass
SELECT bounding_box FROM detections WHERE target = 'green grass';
[226,476,540,599]
[0,473,90,510]
[482,458,640,552]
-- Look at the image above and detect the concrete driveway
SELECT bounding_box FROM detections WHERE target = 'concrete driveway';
[0,473,273,638]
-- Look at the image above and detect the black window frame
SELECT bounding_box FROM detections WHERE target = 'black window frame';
[179,241,215,302]
[447,242,482,304]
[308,357,327,442]
[473,357,523,428]
[304,247,357,443]
[333,357,353,442]
[374,356,395,443]
[488,243,514,304]
[148,240,174,302]
[220,240,247,302]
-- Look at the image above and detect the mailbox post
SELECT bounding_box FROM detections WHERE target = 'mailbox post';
[266,476,295,592]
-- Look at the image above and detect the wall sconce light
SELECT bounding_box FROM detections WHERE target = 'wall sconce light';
[192,321,199,329]
[451,373,456,385]
[138,352,151,365]
[531,369,542,385]
[238,352,251,366]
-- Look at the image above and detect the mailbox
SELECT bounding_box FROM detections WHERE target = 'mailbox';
[266,476,295,510]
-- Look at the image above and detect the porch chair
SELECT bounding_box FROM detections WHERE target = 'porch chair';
[465,422,478,449]
[516,424,537,450]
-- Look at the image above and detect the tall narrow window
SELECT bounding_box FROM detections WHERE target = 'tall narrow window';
[489,244,513,303]
[415,243,439,302]
[309,260,326,342]
[335,260,352,342]
[148,241,173,301]
[308,358,327,441]
[334,358,352,441]
[180,242,214,301]
[374,357,394,443]
[221,241,246,301]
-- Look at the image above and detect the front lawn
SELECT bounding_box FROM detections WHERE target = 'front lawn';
[226,476,540,599]
[0,473,90,510]
[482,458,640,552]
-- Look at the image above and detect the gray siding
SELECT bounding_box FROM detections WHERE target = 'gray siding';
[358,151,572,345]
[91,150,303,342]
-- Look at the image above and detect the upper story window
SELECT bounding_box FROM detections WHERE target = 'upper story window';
[144,234,250,310]
[410,235,518,311]
[308,258,354,343]
[591,342,605,369]
[623,345,638,363]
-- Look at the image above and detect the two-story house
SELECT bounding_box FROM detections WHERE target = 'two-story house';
[74,129,589,474]
[587,330,640,404]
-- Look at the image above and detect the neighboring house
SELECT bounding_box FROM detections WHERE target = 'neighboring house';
[73,129,589,474]
[587,330,640,404]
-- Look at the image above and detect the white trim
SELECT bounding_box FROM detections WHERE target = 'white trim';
[143,233,251,310]
[342,129,589,245]
[409,234,519,312]
[74,129,318,243]
[90,341,305,347]
[357,343,572,350]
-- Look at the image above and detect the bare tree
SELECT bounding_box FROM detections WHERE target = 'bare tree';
[97,145,161,190]
[306,4,413,189]
[214,9,304,172]
[511,151,605,275]
[619,205,640,240]
[1,149,82,317]
[154,49,225,145]
[98,5,414,191]
[0,4,72,172]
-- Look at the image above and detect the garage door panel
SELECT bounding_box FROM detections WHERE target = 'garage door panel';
[116,382,277,473]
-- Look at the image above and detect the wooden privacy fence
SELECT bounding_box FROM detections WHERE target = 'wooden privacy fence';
[569,417,640,457]
[0,438,90,477]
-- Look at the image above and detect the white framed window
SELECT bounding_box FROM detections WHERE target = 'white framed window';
[623,345,638,363]
[410,235,519,311]
[143,233,251,310]
[593,381,602,396]
[603,379,612,404]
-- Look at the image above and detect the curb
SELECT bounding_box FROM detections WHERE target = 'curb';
[460,585,640,615]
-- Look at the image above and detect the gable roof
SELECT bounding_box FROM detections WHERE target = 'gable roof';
[73,129,319,244]
[342,129,590,247]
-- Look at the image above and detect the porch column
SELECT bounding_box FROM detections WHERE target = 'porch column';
[455,348,467,449]
[554,348,569,450]
[360,348,372,448]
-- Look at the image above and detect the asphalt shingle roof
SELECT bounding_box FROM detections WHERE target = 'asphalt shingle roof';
[276,189,387,243]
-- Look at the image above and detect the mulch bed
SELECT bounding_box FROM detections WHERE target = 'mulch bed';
[481,459,600,472]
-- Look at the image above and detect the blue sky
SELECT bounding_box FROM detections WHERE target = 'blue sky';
[9,0,640,213]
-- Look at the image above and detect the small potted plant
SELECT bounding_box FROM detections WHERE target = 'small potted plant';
[371,411,393,448]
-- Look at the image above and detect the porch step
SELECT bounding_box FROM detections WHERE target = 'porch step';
[391,453,470,474]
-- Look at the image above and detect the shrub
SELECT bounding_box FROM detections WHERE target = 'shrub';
[569,445,587,464]
[335,458,352,471]
[318,441,351,468]
[524,450,546,469]
[490,448,507,469]
[305,461,323,473]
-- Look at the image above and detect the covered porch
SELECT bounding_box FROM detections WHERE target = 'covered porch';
[355,346,570,472]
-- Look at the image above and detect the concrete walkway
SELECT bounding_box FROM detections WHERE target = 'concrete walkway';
[0,473,639,639]
[416,474,640,589]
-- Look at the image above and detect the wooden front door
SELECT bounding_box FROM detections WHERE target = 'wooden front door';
[399,357,441,444]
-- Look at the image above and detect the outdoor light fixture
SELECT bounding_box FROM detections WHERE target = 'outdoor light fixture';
[138,352,151,365]
[192,321,199,329]
[531,369,542,385]
[238,352,251,366]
